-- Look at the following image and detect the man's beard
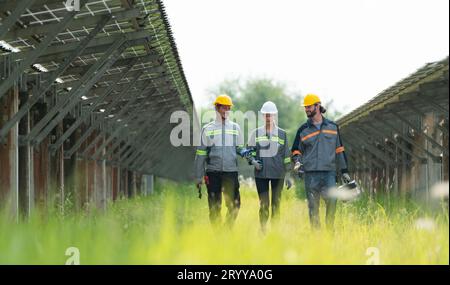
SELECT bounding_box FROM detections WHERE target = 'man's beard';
[307,109,317,118]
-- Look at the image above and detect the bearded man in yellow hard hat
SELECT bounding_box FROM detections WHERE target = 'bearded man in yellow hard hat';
[291,94,352,230]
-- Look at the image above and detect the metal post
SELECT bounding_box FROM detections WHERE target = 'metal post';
[0,86,19,220]
[18,86,34,219]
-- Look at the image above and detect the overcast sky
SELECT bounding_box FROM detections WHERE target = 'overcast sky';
[163,0,449,115]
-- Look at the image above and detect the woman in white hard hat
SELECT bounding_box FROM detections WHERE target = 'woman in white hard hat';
[246,101,293,233]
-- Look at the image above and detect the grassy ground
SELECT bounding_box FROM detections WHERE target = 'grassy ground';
[0,181,448,265]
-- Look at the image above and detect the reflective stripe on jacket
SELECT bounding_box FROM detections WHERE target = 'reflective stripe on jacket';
[291,117,348,173]
[247,126,291,179]
[194,119,244,179]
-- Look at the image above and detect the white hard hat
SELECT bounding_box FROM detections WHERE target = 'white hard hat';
[260,101,278,114]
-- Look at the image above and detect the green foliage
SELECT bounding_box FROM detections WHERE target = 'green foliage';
[0,181,448,264]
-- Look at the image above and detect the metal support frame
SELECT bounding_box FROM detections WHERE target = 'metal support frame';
[134,128,177,172]
[352,125,399,168]
[99,109,166,161]
[126,116,174,170]
[82,95,160,158]
[104,108,167,163]
[345,146,367,172]
[58,67,167,90]
[100,129,143,161]
[413,92,449,117]
[57,53,160,79]
[373,114,441,162]
[116,144,132,162]
[351,125,397,159]
[121,127,161,166]
[342,130,390,168]
[387,110,447,155]
[0,0,36,39]
[27,35,128,145]
[0,0,196,197]
[5,8,141,40]
[362,122,427,163]
[64,122,97,159]
[90,111,153,159]
[64,84,155,158]
[79,89,157,157]
[13,30,150,63]
[48,59,143,153]
[17,81,34,218]
[0,0,68,11]
[0,0,89,100]
[405,102,449,136]
[361,122,412,162]
[82,80,172,100]
[101,135,127,161]
[0,15,110,141]
[129,138,165,171]
[125,136,158,169]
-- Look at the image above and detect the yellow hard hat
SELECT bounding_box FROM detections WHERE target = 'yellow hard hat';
[302,94,321,107]
[214,94,233,106]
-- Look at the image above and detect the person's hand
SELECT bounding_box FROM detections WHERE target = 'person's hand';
[342,173,352,184]
[298,168,305,179]
[285,173,294,189]
[195,178,203,199]
[251,159,263,171]
[285,178,293,190]
[293,162,305,179]
[195,178,203,188]
[239,148,251,158]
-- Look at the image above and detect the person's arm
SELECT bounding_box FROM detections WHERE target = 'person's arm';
[194,127,208,183]
[336,125,351,183]
[245,129,262,170]
[235,124,248,158]
[283,134,291,171]
[283,133,294,189]
[335,125,348,174]
[246,129,258,160]
[291,127,304,165]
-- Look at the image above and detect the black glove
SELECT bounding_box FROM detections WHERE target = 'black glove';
[239,148,251,158]
[250,158,263,171]
[293,161,305,179]
[195,178,203,199]
[285,173,294,189]
[342,172,352,184]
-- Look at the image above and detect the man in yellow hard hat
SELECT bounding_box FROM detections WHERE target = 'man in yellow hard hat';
[194,94,248,228]
[291,94,352,230]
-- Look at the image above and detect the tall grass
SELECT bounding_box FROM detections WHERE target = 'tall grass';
[0,181,448,265]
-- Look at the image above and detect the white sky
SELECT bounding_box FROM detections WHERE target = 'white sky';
[163,0,449,114]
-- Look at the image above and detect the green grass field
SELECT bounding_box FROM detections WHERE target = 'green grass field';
[0,181,448,265]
